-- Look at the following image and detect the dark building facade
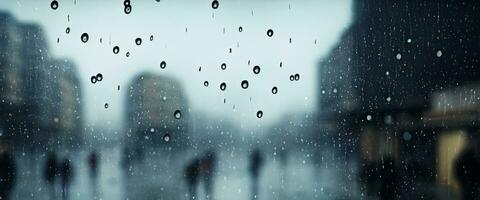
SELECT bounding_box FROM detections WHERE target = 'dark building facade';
[318,0,480,198]
[0,13,83,149]
[126,72,189,149]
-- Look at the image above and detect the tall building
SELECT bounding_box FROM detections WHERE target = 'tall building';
[126,72,189,148]
[0,12,83,148]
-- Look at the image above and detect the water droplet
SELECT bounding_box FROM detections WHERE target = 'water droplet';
[124,0,130,6]
[160,61,166,69]
[238,26,243,32]
[135,38,142,45]
[174,110,182,119]
[150,35,154,41]
[81,33,89,43]
[407,38,412,43]
[436,50,442,57]
[220,82,226,91]
[204,81,209,87]
[253,66,260,74]
[113,46,120,54]
[289,75,294,81]
[104,103,109,109]
[65,27,70,34]
[211,0,219,9]
[163,134,171,142]
[403,132,412,141]
[280,62,283,67]
[241,80,249,89]
[267,29,274,37]
[118,85,121,90]
[272,87,278,94]
[51,1,59,10]
[124,5,132,14]
[96,73,103,82]
[126,52,130,57]
[221,63,227,70]
[396,53,402,60]
[256,110,263,118]
[386,96,391,102]
[294,74,300,81]
[90,76,97,84]
[366,115,372,121]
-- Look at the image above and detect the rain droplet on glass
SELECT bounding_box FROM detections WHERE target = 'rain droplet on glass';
[90,76,97,84]
[113,46,120,54]
[211,0,219,9]
[135,38,142,45]
[396,53,402,60]
[221,63,227,70]
[253,66,261,74]
[160,61,166,69]
[124,5,132,14]
[220,82,226,91]
[267,29,274,37]
[241,80,249,89]
[436,50,442,57]
[163,134,171,142]
[256,110,263,118]
[81,33,89,43]
[174,110,182,119]
[96,73,103,82]
[51,1,59,10]
[272,86,278,94]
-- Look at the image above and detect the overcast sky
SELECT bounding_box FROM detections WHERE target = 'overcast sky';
[0,0,352,129]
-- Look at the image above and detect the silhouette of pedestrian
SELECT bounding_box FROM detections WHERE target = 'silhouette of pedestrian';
[378,156,397,200]
[60,158,74,200]
[185,158,200,200]
[0,141,16,200]
[88,151,99,179]
[44,151,58,199]
[200,150,216,200]
[456,139,480,200]
[249,148,264,200]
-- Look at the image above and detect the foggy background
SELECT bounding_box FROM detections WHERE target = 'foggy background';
[0,0,352,130]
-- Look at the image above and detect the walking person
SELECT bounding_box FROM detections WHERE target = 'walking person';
[44,151,58,199]
[249,148,264,200]
[0,141,16,200]
[60,158,74,200]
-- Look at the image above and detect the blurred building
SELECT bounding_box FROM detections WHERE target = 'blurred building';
[318,0,480,198]
[126,72,189,149]
[0,12,83,149]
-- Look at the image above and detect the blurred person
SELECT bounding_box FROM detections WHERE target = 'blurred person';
[0,141,16,200]
[200,150,216,200]
[455,136,480,200]
[378,156,398,200]
[185,158,200,200]
[44,151,58,199]
[88,151,99,179]
[249,148,264,200]
[60,158,74,200]
[184,150,217,200]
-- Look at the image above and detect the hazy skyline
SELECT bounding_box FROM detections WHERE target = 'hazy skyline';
[0,0,352,129]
